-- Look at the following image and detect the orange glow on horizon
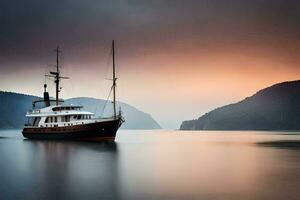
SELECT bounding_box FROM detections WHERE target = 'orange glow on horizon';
[1,40,299,128]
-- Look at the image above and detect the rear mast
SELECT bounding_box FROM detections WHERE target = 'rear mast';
[112,40,117,119]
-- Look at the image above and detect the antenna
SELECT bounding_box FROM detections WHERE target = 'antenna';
[45,46,69,105]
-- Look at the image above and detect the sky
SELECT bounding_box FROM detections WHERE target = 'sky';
[0,0,300,128]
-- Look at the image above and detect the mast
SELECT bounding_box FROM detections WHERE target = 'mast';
[112,40,116,119]
[46,46,69,106]
[55,47,60,105]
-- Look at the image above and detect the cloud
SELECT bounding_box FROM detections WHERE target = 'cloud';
[1,0,300,128]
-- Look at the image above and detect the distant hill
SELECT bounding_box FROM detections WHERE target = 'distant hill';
[180,80,300,130]
[66,97,161,129]
[0,91,161,129]
[0,92,37,129]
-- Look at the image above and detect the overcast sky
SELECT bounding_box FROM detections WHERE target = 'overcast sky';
[1,0,300,128]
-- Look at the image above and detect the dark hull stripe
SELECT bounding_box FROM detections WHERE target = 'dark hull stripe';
[22,118,122,140]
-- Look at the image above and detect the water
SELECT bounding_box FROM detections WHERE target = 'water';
[1,130,300,200]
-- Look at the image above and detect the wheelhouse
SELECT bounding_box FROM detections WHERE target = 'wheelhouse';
[25,104,95,128]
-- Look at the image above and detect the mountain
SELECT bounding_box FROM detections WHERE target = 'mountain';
[65,97,161,129]
[180,80,300,130]
[0,92,37,129]
[0,91,161,129]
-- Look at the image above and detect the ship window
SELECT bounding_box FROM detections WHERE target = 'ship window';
[65,115,70,122]
[45,117,49,123]
[78,115,82,120]
[52,107,60,111]
[28,117,41,126]
[33,117,41,127]
[28,117,35,126]
[54,117,57,123]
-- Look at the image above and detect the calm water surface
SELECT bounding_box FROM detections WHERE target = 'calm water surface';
[0,130,300,200]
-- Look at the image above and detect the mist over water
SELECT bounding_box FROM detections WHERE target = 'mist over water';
[1,130,300,200]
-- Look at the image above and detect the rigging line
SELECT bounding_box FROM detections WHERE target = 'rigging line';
[115,85,120,112]
[99,85,113,118]
[93,43,113,114]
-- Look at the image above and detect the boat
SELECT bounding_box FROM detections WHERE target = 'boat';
[22,40,124,141]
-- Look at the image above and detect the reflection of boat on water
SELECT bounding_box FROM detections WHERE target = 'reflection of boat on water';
[21,139,120,199]
[23,139,118,153]
[22,41,124,141]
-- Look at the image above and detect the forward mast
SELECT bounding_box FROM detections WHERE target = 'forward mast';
[46,46,69,105]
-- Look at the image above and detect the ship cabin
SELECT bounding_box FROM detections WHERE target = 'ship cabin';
[25,105,95,128]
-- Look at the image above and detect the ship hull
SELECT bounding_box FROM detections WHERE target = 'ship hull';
[22,118,122,141]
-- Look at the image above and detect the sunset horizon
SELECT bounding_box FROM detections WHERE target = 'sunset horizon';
[1,1,300,128]
[1,1,300,200]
